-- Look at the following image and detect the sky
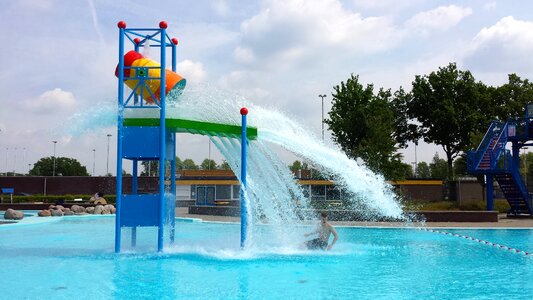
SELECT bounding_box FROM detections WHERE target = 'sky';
[1,0,533,176]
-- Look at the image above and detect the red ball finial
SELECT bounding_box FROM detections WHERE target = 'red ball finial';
[117,21,126,29]
[133,38,141,44]
[171,38,178,45]
[159,21,168,29]
[240,107,248,115]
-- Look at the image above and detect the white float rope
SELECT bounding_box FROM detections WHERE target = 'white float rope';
[418,227,531,257]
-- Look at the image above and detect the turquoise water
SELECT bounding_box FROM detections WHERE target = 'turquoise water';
[0,216,532,299]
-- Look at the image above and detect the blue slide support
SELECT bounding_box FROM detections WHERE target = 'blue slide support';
[240,108,248,249]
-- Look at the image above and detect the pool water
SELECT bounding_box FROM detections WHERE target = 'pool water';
[0,216,532,299]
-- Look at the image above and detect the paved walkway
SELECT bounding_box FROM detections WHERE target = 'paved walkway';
[176,208,533,228]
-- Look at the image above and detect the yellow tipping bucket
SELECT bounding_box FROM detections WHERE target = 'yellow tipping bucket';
[115,50,186,103]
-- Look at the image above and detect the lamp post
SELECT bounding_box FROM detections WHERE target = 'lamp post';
[13,147,17,176]
[411,162,417,178]
[318,94,326,142]
[52,141,57,176]
[106,134,112,176]
[92,149,96,176]
[28,163,31,174]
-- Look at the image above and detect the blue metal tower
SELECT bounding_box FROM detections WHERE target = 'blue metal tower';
[115,20,181,252]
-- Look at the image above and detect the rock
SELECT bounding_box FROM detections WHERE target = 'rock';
[63,210,74,216]
[71,205,86,213]
[61,207,71,212]
[86,207,95,214]
[94,205,104,215]
[110,207,116,214]
[51,209,64,217]
[38,210,51,217]
[4,209,24,220]
[55,205,65,211]
[48,205,56,210]
[102,208,111,215]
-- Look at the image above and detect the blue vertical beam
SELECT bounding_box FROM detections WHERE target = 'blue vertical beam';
[486,174,494,211]
[157,23,167,252]
[115,21,126,253]
[133,42,140,105]
[170,38,177,244]
[240,107,248,249]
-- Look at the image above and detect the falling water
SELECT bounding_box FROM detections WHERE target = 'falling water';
[68,83,407,250]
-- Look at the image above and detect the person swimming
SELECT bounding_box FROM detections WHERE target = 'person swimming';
[304,212,338,250]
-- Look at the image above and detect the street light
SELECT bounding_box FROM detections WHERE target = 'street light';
[318,94,327,142]
[92,149,96,176]
[411,162,417,178]
[28,163,31,174]
[52,141,57,176]
[106,134,112,176]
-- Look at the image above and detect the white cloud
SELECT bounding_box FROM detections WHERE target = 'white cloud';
[483,2,497,11]
[176,60,206,84]
[24,88,76,112]
[212,0,230,17]
[405,5,472,35]
[234,46,255,64]
[464,16,533,73]
[237,0,401,69]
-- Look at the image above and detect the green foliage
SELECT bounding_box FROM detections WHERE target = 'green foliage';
[326,74,405,180]
[415,162,431,178]
[219,160,231,170]
[429,153,448,179]
[30,157,89,176]
[453,155,467,178]
[408,63,491,178]
[182,159,198,170]
[200,159,217,170]
[140,160,158,176]
[491,74,533,120]
[290,160,303,173]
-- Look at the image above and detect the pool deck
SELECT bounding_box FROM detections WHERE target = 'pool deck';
[176,208,533,228]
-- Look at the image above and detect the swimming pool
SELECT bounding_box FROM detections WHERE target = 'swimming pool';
[0,215,532,299]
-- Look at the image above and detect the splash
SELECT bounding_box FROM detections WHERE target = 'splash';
[67,83,407,250]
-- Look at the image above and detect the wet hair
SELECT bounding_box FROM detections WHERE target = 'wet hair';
[320,212,328,218]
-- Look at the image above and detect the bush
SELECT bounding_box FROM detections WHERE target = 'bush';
[3,194,116,204]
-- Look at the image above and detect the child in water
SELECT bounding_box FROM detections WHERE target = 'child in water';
[304,212,338,250]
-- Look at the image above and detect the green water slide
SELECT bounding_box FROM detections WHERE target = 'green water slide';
[124,117,258,140]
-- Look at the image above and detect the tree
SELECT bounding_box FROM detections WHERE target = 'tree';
[201,159,217,170]
[141,160,158,176]
[416,162,431,178]
[219,160,231,170]
[453,155,467,178]
[491,74,533,121]
[289,160,303,173]
[175,157,183,170]
[325,74,404,179]
[408,63,489,178]
[429,153,448,179]
[30,156,89,176]
[182,159,198,170]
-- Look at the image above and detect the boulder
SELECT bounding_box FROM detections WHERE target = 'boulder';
[4,209,24,220]
[63,210,75,216]
[71,205,86,213]
[94,205,104,215]
[38,210,51,217]
[86,207,95,214]
[48,205,56,210]
[110,207,116,214]
[61,207,71,212]
[102,208,111,215]
[51,209,64,217]
[55,205,65,211]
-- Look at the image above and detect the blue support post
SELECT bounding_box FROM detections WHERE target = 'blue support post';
[240,108,248,249]
[486,174,494,211]
[170,39,177,244]
[115,23,125,253]
[157,26,167,252]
